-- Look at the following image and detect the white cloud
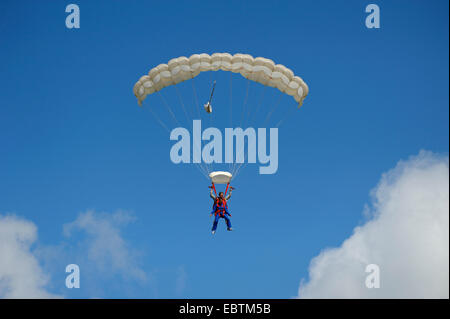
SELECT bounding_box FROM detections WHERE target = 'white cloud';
[298,150,449,298]
[0,210,148,298]
[0,215,59,298]
[63,210,147,283]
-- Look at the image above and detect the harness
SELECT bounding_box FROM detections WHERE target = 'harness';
[213,200,228,217]
[210,182,231,217]
[213,197,228,209]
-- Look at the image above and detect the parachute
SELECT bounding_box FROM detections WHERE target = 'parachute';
[133,52,309,181]
[133,53,309,107]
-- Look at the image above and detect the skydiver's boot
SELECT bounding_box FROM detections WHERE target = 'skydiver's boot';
[212,230,216,235]
[225,217,232,231]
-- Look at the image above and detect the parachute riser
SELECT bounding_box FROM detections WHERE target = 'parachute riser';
[211,183,217,197]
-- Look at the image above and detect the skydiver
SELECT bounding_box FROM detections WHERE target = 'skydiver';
[210,197,232,234]
[209,188,232,202]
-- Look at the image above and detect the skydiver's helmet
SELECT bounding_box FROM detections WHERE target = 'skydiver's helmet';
[204,102,212,113]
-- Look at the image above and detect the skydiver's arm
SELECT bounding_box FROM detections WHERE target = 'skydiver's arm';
[210,189,216,200]
[226,190,232,200]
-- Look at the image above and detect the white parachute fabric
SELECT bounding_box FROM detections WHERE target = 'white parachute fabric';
[133,53,309,107]
[209,171,232,184]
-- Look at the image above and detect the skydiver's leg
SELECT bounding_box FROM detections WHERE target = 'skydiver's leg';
[211,214,220,232]
[223,215,232,230]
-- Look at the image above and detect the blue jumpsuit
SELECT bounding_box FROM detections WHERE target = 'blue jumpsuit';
[211,202,232,232]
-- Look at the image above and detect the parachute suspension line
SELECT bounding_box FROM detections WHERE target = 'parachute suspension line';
[235,88,283,180]
[275,104,297,128]
[175,86,192,126]
[239,79,251,129]
[231,144,249,180]
[232,159,245,180]
[231,131,249,177]
[169,83,209,177]
[263,92,283,127]
[157,92,180,126]
[193,160,210,179]
[189,78,213,176]
[174,85,209,176]
[229,79,251,177]
[208,78,216,129]
[230,149,241,179]
[229,72,233,128]
[248,85,267,129]
[191,79,202,120]
[229,75,233,176]
[209,71,213,88]
[197,155,211,177]
[208,79,215,173]
[209,75,213,129]
[231,160,239,179]
[146,106,171,134]
[144,97,209,178]
[202,79,218,175]
[232,126,255,179]
[230,136,245,178]
[234,161,247,180]
[210,80,214,128]
[146,103,214,177]
[157,90,212,176]
[194,138,211,177]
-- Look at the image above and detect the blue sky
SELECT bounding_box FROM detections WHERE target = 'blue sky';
[0,0,448,298]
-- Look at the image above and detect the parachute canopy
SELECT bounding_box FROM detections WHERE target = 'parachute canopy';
[133,53,309,107]
[209,171,232,184]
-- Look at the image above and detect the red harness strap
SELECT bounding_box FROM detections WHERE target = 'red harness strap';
[214,201,227,217]
[214,210,223,217]
[224,183,230,197]
[211,183,217,197]
[214,197,227,209]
